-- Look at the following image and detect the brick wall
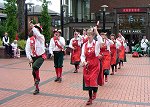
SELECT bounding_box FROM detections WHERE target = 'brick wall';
[90,0,150,13]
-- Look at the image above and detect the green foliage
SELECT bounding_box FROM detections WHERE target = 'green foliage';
[0,21,6,39]
[17,40,26,50]
[40,0,51,43]
[4,0,17,42]
[0,39,2,46]
[18,31,25,40]
[32,18,37,24]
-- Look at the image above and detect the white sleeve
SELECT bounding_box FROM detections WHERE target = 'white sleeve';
[141,39,144,43]
[95,41,100,56]
[2,37,8,45]
[97,35,103,43]
[106,41,111,51]
[2,37,5,44]
[25,38,32,60]
[69,39,73,49]
[116,39,121,49]
[32,27,45,42]
[78,34,82,40]
[78,38,82,47]
[11,43,14,48]
[49,38,54,55]
[81,44,86,63]
[121,36,125,41]
[140,39,143,46]
[108,39,114,45]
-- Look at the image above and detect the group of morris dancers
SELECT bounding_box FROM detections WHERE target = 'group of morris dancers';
[69,26,126,105]
[25,21,126,105]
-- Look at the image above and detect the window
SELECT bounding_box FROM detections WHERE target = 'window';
[118,13,146,33]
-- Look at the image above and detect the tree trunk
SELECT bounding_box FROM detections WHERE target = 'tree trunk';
[17,0,25,34]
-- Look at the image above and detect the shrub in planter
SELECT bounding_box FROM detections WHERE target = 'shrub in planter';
[0,39,2,46]
[17,40,26,50]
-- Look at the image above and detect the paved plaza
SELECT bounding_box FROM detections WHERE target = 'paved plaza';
[0,54,150,107]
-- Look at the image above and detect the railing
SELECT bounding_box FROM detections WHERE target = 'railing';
[63,12,115,24]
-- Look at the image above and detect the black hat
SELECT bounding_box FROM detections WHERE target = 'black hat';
[57,29,61,34]
[34,23,43,33]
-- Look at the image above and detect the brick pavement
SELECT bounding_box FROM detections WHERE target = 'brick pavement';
[0,54,150,107]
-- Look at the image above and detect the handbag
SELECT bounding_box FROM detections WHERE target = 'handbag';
[132,52,139,57]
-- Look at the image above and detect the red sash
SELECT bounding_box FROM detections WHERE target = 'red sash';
[30,36,37,56]
[53,37,63,50]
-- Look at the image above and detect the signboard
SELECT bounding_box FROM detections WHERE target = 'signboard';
[117,8,147,13]
[119,29,145,34]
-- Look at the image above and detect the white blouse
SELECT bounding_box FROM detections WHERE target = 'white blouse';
[69,37,82,49]
[117,36,125,46]
[81,40,100,63]
[49,36,65,55]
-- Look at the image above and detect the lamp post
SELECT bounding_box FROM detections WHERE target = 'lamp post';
[25,3,34,40]
[101,5,108,32]
[60,0,68,37]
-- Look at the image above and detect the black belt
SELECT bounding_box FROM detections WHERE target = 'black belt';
[53,51,63,53]
[32,55,42,58]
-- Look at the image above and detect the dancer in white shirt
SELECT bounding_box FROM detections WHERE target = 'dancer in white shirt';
[25,22,46,95]
[49,29,65,83]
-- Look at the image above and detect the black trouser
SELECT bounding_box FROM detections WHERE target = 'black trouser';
[111,64,117,71]
[88,87,98,99]
[4,45,12,56]
[32,56,44,80]
[75,64,79,70]
[119,60,123,66]
[53,51,64,68]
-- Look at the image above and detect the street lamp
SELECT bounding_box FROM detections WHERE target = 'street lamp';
[101,5,108,32]
[25,3,34,40]
[60,0,68,37]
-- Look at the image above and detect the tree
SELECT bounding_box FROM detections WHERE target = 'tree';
[0,21,6,39]
[4,0,17,41]
[40,0,51,43]
[16,0,25,34]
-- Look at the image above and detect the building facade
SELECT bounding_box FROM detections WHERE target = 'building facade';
[27,5,60,29]
[0,2,7,22]
[63,0,150,45]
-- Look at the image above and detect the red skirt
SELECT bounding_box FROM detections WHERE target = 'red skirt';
[110,49,117,65]
[101,51,111,70]
[71,47,81,64]
[83,58,100,87]
[118,46,125,60]
[97,60,104,86]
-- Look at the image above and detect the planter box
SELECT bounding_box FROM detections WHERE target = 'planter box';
[20,50,26,57]
[0,46,10,58]
[147,47,150,57]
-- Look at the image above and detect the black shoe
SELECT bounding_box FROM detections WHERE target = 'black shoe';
[73,70,78,73]
[57,77,62,83]
[54,77,59,82]
[33,89,39,95]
